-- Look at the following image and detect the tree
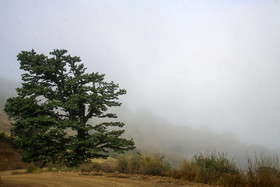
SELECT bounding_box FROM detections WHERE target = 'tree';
[4,49,135,166]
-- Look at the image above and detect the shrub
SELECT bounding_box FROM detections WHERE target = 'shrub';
[192,152,239,184]
[117,152,141,174]
[47,163,55,172]
[175,160,201,181]
[138,154,167,176]
[117,152,167,176]
[101,158,118,172]
[247,168,280,187]
[80,162,96,172]
[27,162,38,173]
[80,158,118,173]
[219,173,246,186]
[246,155,280,187]
[0,132,11,143]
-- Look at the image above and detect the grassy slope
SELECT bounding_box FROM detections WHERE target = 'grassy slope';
[0,78,25,170]
[0,77,19,134]
[0,109,11,134]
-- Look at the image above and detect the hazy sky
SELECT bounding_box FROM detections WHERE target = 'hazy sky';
[1,0,280,149]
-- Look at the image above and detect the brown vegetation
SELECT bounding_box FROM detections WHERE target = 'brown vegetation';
[0,110,11,134]
[1,107,280,186]
[114,152,280,186]
[1,135,280,186]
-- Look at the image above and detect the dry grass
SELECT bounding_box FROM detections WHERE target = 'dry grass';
[245,155,280,187]
[21,151,280,186]
[0,110,11,134]
[117,152,168,176]
[169,152,240,185]
[170,160,201,181]
[26,162,41,173]
[80,157,118,173]
[115,152,280,186]
[3,134,280,187]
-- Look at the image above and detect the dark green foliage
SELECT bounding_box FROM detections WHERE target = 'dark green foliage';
[4,49,135,167]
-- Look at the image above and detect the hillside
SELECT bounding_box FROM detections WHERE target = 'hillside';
[0,110,10,134]
[0,77,20,108]
[0,78,20,133]
[0,133,27,171]
[0,77,278,169]
[114,107,275,168]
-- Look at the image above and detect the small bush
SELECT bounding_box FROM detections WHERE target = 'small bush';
[117,152,168,176]
[246,155,280,187]
[52,164,76,172]
[247,170,280,187]
[219,173,246,186]
[247,166,280,186]
[27,163,38,173]
[0,132,11,143]
[80,158,118,173]
[80,162,96,172]
[138,154,167,176]
[47,163,54,172]
[170,156,238,184]
[101,158,118,172]
[117,152,141,174]
[175,160,201,181]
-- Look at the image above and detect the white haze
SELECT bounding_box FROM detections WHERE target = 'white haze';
[1,0,280,150]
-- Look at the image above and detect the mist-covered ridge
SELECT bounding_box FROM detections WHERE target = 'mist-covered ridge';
[0,77,279,168]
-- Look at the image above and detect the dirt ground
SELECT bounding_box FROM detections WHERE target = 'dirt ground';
[0,170,212,187]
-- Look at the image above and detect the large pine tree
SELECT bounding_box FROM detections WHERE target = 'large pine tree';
[4,49,134,166]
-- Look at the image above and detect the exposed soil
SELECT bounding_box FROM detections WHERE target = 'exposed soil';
[0,170,212,187]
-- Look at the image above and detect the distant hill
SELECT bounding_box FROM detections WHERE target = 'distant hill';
[0,77,20,109]
[114,107,275,168]
[0,78,20,134]
[0,77,278,168]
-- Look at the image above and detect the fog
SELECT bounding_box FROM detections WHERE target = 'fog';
[1,0,280,153]
[0,78,273,168]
